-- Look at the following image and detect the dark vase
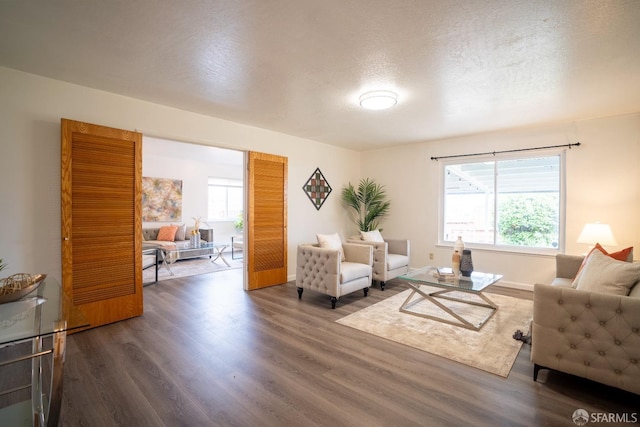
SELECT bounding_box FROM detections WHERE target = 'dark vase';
[460,249,473,277]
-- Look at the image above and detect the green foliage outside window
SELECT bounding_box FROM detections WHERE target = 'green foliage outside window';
[234,211,243,231]
[497,194,559,247]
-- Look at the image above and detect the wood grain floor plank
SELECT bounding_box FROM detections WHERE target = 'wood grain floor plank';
[59,270,639,427]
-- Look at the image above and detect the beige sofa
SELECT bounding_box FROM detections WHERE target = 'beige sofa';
[532,253,640,395]
[142,226,213,261]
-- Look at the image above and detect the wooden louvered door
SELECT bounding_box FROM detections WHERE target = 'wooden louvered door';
[247,152,288,290]
[61,119,143,330]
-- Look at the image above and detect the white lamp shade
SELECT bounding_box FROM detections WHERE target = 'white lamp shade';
[576,223,617,246]
[359,90,398,110]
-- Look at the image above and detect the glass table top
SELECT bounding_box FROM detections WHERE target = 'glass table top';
[399,267,503,292]
[0,277,89,347]
[176,242,228,251]
[143,241,228,252]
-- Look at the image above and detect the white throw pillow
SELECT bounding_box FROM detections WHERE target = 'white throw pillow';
[317,233,344,260]
[572,250,640,296]
[360,229,384,242]
[172,223,186,241]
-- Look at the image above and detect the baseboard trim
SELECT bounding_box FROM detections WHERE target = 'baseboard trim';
[496,280,534,291]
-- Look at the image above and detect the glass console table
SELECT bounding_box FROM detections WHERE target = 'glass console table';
[0,277,89,426]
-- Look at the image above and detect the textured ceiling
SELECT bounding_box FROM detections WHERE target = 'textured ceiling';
[1,0,639,151]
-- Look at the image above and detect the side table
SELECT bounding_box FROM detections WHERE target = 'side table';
[0,277,89,426]
[142,246,161,285]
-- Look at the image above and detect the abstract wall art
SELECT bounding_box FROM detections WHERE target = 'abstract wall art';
[142,177,183,221]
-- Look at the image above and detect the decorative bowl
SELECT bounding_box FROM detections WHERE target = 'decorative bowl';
[0,273,47,304]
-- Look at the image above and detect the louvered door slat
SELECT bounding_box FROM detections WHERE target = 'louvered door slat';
[248,152,288,289]
[61,119,143,331]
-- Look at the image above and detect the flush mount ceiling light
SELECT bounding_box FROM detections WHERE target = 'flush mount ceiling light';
[359,90,398,110]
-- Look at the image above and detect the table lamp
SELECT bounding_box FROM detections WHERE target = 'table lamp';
[576,222,617,252]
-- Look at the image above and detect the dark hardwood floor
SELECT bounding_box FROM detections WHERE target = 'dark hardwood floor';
[61,270,639,427]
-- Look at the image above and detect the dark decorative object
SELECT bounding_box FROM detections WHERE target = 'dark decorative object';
[460,249,473,277]
[513,329,531,344]
[302,167,332,210]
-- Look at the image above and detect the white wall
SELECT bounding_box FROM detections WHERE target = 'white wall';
[0,67,360,282]
[361,113,640,288]
[2,66,638,290]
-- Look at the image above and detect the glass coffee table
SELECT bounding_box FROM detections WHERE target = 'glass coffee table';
[143,242,231,277]
[167,242,230,267]
[398,267,503,331]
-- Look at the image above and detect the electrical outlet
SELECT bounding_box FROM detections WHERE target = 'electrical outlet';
[429,252,434,260]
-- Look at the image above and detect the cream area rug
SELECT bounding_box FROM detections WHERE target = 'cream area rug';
[143,256,243,283]
[336,288,533,377]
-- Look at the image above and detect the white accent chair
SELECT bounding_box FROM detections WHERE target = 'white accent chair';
[296,243,373,309]
[348,236,410,290]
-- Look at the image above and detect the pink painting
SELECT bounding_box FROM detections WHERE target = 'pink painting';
[142,177,182,222]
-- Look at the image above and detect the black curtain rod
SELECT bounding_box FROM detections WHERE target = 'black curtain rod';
[430,142,581,161]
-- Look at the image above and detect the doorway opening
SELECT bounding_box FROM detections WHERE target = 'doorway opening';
[141,136,245,284]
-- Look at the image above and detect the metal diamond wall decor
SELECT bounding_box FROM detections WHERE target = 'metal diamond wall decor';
[302,167,332,210]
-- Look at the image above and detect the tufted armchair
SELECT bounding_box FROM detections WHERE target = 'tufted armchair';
[347,236,410,290]
[532,254,640,395]
[296,243,373,309]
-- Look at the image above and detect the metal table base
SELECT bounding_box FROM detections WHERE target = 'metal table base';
[399,282,498,331]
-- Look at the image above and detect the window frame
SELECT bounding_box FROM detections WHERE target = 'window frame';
[207,177,243,221]
[437,150,566,255]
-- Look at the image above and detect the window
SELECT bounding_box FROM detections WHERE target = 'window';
[441,153,564,252]
[207,177,243,220]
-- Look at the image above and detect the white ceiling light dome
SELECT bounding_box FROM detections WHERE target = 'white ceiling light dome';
[359,90,398,110]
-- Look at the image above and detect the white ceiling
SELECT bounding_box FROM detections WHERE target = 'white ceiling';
[1,0,639,151]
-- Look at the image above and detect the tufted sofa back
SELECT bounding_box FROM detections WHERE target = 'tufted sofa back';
[142,227,213,243]
[532,283,640,394]
[142,228,159,241]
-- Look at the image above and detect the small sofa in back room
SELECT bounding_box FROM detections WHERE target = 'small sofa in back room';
[142,225,214,261]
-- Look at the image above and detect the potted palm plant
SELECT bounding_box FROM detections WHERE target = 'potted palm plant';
[341,178,391,231]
